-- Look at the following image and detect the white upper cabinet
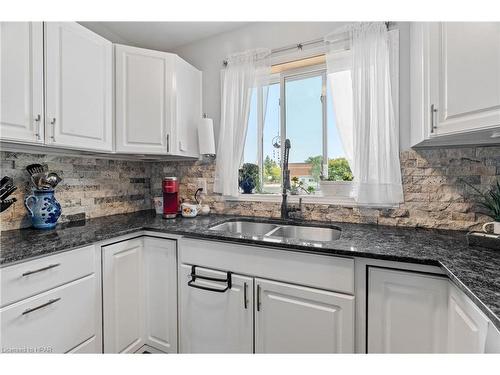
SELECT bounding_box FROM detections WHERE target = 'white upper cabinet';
[172,57,202,158]
[45,22,113,151]
[367,267,449,353]
[411,22,500,146]
[115,44,202,156]
[254,278,354,353]
[115,45,173,154]
[0,22,44,144]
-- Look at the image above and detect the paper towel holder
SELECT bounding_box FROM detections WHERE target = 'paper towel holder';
[198,113,216,161]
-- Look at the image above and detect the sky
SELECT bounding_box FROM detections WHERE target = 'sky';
[244,75,346,166]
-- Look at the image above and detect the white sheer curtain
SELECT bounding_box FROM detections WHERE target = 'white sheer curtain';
[326,23,403,205]
[214,49,271,196]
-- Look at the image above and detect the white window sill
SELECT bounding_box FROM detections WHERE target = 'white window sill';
[224,193,398,209]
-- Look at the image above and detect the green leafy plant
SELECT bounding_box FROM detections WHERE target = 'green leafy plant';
[263,156,281,183]
[463,179,500,221]
[327,158,353,181]
[304,155,323,182]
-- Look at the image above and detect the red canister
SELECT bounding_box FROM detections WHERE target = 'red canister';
[162,177,179,219]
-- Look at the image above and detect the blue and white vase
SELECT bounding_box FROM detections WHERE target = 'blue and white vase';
[24,190,62,229]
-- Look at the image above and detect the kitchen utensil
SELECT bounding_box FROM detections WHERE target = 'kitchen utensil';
[45,172,62,188]
[1,197,17,213]
[31,173,52,190]
[26,164,48,176]
[0,176,14,197]
[0,176,11,187]
[0,184,17,201]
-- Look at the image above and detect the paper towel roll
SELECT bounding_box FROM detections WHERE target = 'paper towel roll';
[198,118,216,155]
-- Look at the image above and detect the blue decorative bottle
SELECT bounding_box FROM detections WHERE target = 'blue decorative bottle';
[24,190,62,229]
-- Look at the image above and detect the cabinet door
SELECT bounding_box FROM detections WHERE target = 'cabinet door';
[45,22,112,151]
[429,22,500,135]
[255,278,354,353]
[143,237,177,353]
[102,238,145,353]
[172,56,202,157]
[115,44,173,154]
[367,267,448,353]
[179,265,253,353]
[0,22,44,143]
[447,284,489,353]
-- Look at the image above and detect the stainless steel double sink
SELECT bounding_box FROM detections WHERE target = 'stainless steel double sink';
[209,219,341,242]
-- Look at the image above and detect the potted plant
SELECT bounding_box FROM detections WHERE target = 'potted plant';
[466,180,500,234]
[319,158,354,197]
[239,163,260,194]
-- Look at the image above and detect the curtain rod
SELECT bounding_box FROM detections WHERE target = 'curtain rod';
[222,22,395,67]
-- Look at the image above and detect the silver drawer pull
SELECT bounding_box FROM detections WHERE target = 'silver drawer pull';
[22,263,61,277]
[22,298,61,316]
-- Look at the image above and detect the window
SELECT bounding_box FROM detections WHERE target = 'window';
[242,59,352,197]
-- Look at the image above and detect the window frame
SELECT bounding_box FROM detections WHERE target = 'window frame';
[249,62,332,196]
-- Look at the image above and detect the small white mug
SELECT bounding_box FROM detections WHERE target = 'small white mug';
[152,197,163,215]
[482,221,500,235]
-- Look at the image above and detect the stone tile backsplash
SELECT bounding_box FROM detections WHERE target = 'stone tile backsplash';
[1,145,499,232]
[0,152,152,231]
[151,145,500,232]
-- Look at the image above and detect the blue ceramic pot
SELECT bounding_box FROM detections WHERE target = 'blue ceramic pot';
[239,177,255,194]
[24,190,62,229]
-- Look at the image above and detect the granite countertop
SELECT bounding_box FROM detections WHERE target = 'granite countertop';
[1,210,499,329]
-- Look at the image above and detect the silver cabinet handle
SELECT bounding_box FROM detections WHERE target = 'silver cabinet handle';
[256,284,261,312]
[50,118,56,141]
[166,134,170,153]
[22,263,60,277]
[243,282,248,309]
[430,104,438,133]
[22,298,61,316]
[34,114,41,140]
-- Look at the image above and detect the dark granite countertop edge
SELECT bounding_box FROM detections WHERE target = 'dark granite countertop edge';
[2,219,499,331]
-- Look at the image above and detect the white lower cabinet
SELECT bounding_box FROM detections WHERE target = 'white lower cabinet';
[143,237,178,353]
[1,275,97,353]
[254,278,355,353]
[367,267,449,353]
[447,284,489,353]
[178,262,354,353]
[102,237,177,354]
[179,265,253,353]
[367,266,499,353]
[0,245,102,354]
[102,238,145,353]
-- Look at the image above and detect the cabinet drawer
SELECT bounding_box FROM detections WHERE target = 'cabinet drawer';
[1,245,95,307]
[0,274,97,353]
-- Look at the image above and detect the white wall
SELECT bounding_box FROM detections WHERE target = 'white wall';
[174,21,412,151]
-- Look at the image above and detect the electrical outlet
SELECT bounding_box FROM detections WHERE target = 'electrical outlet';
[196,178,207,193]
